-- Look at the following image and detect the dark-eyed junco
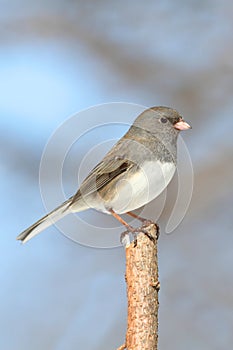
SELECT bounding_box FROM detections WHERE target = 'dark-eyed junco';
[17,106,191,243]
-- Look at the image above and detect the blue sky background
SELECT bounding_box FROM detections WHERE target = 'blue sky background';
[1,1,233,349]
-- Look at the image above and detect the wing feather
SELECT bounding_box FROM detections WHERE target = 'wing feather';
[70,156,134,204]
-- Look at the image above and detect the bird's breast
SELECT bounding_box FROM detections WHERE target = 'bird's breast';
[98,160,176,214]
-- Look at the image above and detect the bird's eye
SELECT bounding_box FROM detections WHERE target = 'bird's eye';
[160,117,167,124]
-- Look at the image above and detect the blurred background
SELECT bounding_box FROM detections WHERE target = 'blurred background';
[1,1,233,349]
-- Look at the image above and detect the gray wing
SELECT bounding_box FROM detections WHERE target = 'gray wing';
[70,155,135,205]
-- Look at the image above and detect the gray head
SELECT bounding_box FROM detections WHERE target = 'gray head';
[133,106,191,137]
[127,106,191,163]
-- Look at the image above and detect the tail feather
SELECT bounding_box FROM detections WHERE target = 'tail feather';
[17,197,73,244]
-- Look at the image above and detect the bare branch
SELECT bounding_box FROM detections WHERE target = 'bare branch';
[121,223,159,350]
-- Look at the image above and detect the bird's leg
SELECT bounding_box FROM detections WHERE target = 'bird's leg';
[109,209,159,246]
[127,211,160,241]
[109,209,138,246]
[109,209,134,230]
[126,211,153,225]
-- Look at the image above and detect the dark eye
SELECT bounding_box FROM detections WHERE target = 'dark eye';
[160,117,167,124]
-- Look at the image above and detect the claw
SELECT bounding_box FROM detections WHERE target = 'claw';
[120,230,137,247]
[141,228,156,243]
[140,222,160,243]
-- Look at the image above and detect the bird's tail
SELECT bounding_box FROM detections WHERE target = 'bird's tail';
[17,197,74,244]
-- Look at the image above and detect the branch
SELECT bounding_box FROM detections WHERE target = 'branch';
[119,223,159,350]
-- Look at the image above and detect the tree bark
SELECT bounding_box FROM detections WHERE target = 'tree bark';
[122,223,159,350]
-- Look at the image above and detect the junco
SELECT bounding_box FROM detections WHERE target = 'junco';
[17,106,191,243]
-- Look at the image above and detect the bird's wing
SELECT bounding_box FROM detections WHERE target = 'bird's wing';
[70,155,135,204]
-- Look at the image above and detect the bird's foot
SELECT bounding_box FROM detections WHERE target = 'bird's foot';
[120,231,135,247]
[120,225,143,247]
[139,227,156,243]
[141,221,160,240]
[120,223,159,247]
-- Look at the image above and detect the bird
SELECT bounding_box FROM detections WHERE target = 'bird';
[17,106,191,243]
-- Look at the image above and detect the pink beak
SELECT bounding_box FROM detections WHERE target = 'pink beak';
[174,120,192,131]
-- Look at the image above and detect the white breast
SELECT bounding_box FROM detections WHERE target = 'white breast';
[104,160,176,214]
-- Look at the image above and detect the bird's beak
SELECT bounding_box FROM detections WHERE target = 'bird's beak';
[174,119,192,131]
